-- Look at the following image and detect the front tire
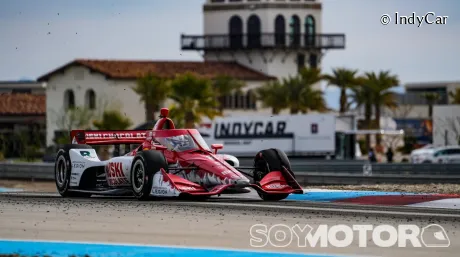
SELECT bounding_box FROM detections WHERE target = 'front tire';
[130,150,169,201]
[253,148,294,201]
[54,144,92,198]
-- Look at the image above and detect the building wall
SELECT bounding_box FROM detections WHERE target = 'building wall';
[351,104,429,119]
[44,66,275,145]
[433,105,460,146]
[45,66,143,146]
[203,4,322,90]
[0,82,46,94]
[203,7,322,36]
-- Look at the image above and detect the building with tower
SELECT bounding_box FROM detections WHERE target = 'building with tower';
[181,0,345,86]
[36,0,346,147]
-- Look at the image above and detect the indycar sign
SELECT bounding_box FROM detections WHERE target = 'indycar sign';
[198,114,337,156]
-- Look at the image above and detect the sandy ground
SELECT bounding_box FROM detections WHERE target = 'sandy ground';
[1,179,460,194]
[1,195,460,257]
[317,184,460,194]
[0,180,57,193]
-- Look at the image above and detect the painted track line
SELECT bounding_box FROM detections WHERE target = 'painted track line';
[1,192,460,218]
[0,239,376,257]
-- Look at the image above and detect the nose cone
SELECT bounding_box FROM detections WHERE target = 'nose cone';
[231,178,250,187]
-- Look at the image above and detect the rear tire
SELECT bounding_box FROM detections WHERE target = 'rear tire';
[130,150,169,201]
[55,144,93,198]
[253,148,294,201]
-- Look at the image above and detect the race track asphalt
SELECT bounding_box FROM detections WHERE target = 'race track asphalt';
[0,191,459,257]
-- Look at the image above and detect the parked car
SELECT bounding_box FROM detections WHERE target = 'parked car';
[410,144,435,163]
[422,145,460,164]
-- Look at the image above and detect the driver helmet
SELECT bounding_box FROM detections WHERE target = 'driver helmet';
[169,135,191,150]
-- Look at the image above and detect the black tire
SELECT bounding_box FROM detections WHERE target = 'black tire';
[253,148,294,201]
[55,144,93,198]
[130,150,169,201]
[253,148,294,182]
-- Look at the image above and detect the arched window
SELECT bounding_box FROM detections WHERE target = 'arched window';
[85,89,96,110]
[229,15,243,49]
[304,15,316,47]
[246,90,256,109]
[224,94,232,108]
[247,15,261,48]
[234,92,241,109]
[274,15,286,46]
[289,15,300,47]
[64,89,75,110]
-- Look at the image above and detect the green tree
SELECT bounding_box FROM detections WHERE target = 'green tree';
[423,92,441,118]
[449,88,460,104]
[92,110,133,130]
[255,67,326,115]
[133,72,171,122]
[298,67,328,113]
[286,67,325,114]
[365,71,399,146]
[255,80,289,115]
[168,72,220,128]
[92,109,133,160]
[52,106,95,144]
[348,78,374,152]
[212,75,245,114]
[324,68,360,114]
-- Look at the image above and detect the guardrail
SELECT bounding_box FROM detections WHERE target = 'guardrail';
[2,162,460,185]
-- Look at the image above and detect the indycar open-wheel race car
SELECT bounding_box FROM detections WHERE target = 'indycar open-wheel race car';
[54,108,304,201]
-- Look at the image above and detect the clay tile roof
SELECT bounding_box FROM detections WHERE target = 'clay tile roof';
[0,93,46,115]
[37,59,276,82]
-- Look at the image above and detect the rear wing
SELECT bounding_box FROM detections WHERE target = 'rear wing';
[70,130,150,145]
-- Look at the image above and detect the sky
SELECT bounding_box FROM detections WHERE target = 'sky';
[0,0,459,109]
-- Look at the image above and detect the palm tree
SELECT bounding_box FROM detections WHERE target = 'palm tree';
[324,68,360,114]
[168,72,220,128]
[212,75,245,114]
[422,92,441,118]
[448,88,460,104]
[133,72,171,122]
[365,71,399,146]
[348,81,373,152]
[92,109,133,160]
[286,67,325,114]
[93,110,133,130]
[255,80,289,115]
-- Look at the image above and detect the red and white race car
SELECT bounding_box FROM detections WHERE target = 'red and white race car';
[54,108,303,201]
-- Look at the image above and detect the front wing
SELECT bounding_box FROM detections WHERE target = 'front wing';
[150,168,304,198]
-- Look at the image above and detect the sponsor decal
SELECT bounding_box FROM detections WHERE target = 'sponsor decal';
[151,187,168,195]
[72,161,85,169]
[79,151,97,159]
[85,132,146,140]
[214,121,293,139]
[265,183,288,189]
[106,162,128,186]
[177,186,196,191]
[311,123,318,134]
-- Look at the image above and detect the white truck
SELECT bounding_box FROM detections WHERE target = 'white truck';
[198,113,358,159]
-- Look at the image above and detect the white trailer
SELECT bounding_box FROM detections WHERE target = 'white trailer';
[198,114,355,158]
